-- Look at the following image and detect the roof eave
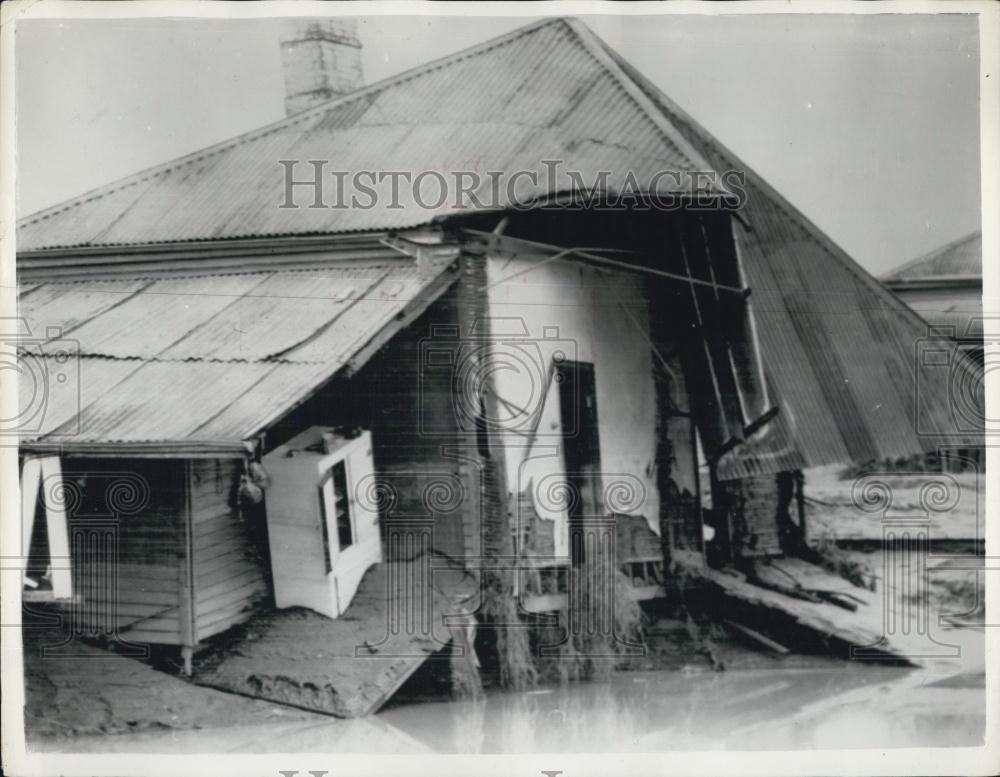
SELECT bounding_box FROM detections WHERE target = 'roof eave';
[15,229,437,282]
[883,275,983,291]
[20,439,255,459]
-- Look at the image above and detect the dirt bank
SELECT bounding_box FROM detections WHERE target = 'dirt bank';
[22,626,320,742]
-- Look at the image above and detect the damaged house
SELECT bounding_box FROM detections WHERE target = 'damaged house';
[16,18,978,714]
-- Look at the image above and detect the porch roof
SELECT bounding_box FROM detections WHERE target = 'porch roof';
[16,253,460,453]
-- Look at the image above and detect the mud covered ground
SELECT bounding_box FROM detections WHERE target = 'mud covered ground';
[804,463,984,543]
[21,466,987,751]
[21,627,322,742]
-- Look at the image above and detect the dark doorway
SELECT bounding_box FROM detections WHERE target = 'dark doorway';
[556,360,602,564]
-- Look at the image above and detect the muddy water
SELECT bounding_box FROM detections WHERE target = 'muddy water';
[31,546,986,754]
[376,661,985,752]
[47,640,984,754]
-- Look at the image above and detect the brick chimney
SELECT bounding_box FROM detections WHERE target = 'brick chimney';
[280,19,364,116]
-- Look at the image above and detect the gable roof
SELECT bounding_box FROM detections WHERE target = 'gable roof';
[16,18,723,252]
[16,17,979,469]
[882,230,983,283]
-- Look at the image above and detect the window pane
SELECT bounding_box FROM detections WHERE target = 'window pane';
[332,461,353,549]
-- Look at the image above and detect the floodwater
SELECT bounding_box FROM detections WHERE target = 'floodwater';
[44,629,985,754]
[29,547,987,754]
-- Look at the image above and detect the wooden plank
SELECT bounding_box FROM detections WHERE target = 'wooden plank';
[194,554,262,587]
[122,628,183,645]
[196,549,259,576]
[82,572,179,588]
[194,537,250,565]
[195,605,258,642]
[196,597,261,629]
[93,560,182,580]
[193,519,247,549]
[195,554,478,718]
[77,588,180,607]
[674,554,917,665]
[191,505,235,524]
[191,511,234,529]
[116,614,181,633]
[196,578,266,613]
[194,569,266,605]
[80,599,178,617]
[181,459,196,656]
[724,618,791,654]
[190,503,235,523]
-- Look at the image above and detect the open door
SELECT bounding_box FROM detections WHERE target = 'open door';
[317,440,381,614]
[556,361,602,565]
[21,456,72,600]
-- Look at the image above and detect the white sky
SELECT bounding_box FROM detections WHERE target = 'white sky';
[15,13,981,276]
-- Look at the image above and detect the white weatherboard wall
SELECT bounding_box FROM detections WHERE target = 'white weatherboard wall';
[486,255,661,554]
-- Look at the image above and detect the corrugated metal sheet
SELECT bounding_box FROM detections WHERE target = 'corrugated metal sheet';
[18,280,151,341]
[16,19,722,252]
[18,259,460,446]
[895,294,984,335]
[882,231,983,281]
[14,17,979,475]
[592,23,983,478]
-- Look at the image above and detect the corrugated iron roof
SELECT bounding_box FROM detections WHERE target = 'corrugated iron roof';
[18,256,461,447]
[16,19,723,252]
[882,231,983,282]
[893,296,984,336]
[14,17,979,474]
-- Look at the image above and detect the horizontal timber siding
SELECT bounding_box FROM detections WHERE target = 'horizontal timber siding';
[189,459,268,642]
[63,459,186,645]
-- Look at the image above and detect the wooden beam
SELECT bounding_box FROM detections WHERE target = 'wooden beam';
[180,460,197,675]
[21,441,252,458]
[723,618,790,654]
[459,228,749,295]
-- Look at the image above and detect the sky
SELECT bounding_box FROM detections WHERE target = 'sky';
[14,12,982,276]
